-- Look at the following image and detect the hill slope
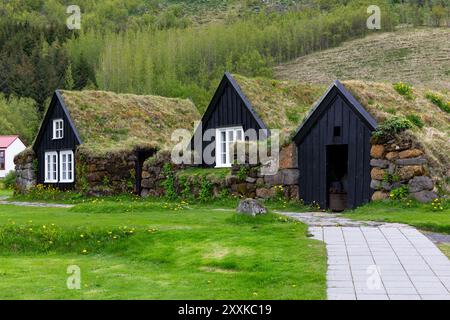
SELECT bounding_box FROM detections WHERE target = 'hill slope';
[275,28,450,90]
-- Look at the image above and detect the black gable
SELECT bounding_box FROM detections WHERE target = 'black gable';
[293,80,377,144]
[33,91,82,187]
[200,72,268,135]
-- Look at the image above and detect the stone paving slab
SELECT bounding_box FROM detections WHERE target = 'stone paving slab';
[278,211,450,301]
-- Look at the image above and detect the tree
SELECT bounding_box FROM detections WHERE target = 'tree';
[64,62,75,90]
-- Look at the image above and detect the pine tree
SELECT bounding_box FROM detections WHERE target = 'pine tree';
[64,63,75,90]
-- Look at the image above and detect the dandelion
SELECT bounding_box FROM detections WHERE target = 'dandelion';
[82,249,87,254]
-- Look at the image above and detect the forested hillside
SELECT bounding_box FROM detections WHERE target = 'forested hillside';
[0,0,449,144]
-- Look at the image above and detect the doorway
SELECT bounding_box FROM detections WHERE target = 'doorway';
[135,149,155,195]
[326,145,348,211]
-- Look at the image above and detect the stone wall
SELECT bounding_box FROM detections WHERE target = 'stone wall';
[140,144,300,200]
[14,148,37,194]
[370,136,437,203]
[76,150,138,196]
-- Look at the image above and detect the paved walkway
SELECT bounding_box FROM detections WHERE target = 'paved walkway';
[0,200,74,208]
[278,212,450,300]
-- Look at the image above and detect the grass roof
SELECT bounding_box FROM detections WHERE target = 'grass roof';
[59,90,200,155]
[343,80,450,178]
[232,74,325,143]
[233,74,449,178]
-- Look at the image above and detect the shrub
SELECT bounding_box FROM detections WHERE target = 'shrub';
[179,176,191,199]
[393,82,414,100]
[390,186,409,201]
[162,163,177,200]
[372,116,412,141]
[198,177,213,202]
[406,114,424,128]
[236,166,248,182]
[2,171,16,189]
[425,92,450,113]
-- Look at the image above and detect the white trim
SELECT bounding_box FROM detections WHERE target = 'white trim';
[215,126,244,168]
[53,119,64,140]
[44,151,58,183]
[59,150,74,183]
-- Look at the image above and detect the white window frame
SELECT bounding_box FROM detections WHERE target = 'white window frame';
[215,126,244,168]
[53,119,64,140]
[44,151,58,183]
[59,150,74,183]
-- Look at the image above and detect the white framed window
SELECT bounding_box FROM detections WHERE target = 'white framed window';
[59,150,74,183]
[215,127,244,168]
[53,119,64,140]
[44,151,58,183]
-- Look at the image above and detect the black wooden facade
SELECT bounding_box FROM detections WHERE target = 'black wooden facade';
[194,73,268,166]
[33,91,81,189]
[293,81,377,209]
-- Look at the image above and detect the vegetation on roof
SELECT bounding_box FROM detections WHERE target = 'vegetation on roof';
[59,90,200,155]
[343,80,450,178]
[232,74,325,144]
[232,74,449,180]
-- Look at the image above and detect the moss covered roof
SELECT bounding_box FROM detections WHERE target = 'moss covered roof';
[343,80,450,177]
[59,90,200,155]
[232,74,449,177]
[231,74,325,142]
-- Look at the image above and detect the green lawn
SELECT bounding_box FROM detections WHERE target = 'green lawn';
[344,200,450,234]
[0,188,13,198]
[0,199,326,300]
[439,244,450,259]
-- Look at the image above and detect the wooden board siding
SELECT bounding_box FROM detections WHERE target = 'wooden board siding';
[33,95,80,189]
[198,74,266,166]
[295,84,376,209]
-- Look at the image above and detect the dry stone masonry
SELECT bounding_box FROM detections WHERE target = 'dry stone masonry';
[14,148,36,193]
[140,144,301,200]
[370,136,437,203]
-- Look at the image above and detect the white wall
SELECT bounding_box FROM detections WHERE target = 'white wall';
[0,139,26,178]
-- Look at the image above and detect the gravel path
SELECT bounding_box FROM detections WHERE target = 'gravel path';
[278,211,450,300]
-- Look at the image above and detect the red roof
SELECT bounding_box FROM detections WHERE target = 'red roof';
[0,135,19,148]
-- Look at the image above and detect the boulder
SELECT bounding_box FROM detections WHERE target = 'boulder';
[372,191,389,201]
[397,166,424,181]
[370,159,389,168]
[140,188,150,197]
[408,176,434,193]
[411,190,438,203]
[288,185,300,200]
[395,157,427,166]
[385,151,399,161]
[279,144,297,169]
[256,188,274,199]
[399,149,423,159]
[370,145,385,159]
[283,169,300,185]
[371,168,386,180]
[237,199,267,216]
[142,171,151,179]
[245,177,256,184]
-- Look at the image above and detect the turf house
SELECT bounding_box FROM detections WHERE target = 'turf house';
[15,90,199,195]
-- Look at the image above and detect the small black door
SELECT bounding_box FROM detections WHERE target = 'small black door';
[326,145,348,210]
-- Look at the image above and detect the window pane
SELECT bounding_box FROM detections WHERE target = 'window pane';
[228,131,234,142]
[237,130,243,141]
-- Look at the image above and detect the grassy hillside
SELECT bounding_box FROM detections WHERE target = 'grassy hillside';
[275,28,450,90]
